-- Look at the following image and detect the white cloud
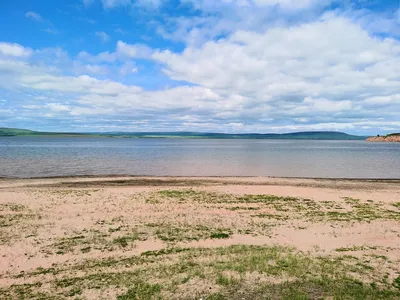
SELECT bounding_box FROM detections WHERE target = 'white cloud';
[120,62,138,75]
[73,62,109,75]
[76,41,153,63]
[301,97,353,113]
[96,31,110,43]
[46,103,70,112]
[365,94,400,106]
[116,41,153,58]
[154,16,400,105]
[252,0,332,10]
[2,7,400,133]
[84,64,108,75]
[182,0,332,11]
[157,0,336,47]
[25,11,44,22]
[0,42,32,57]
[19,73,142,95]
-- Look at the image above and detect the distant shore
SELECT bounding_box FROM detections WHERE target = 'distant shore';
[0,127,367,140]
[366,135,400,142]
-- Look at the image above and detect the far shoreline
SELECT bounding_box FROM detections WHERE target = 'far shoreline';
[1,174,400,180]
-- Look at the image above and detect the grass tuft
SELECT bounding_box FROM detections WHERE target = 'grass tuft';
[117,281,162,300]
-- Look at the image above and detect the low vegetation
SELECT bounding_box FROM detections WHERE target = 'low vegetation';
[0,203,39,244]
[1,186,400,299]
[158,190,400,222]
[3,245,400,299]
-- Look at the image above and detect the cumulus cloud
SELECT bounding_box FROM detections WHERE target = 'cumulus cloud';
[1,2,400,134]
[46,103,70,112]
[160,0,336,46]
[0,42,32,57]
[364,94,400,106]
[19,73,142,95]
[254,0,332,10]
[77,41,153,63]
[73,62,109,75]
[154,16,400,105]
[116,41,153,58]
[120,62,138,75]
[183,0,333,12]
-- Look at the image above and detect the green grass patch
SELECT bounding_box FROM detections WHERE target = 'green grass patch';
[117,281,162,300]
[157,190,400,223]
[0,203,27,212]
[0,213,38,228]
[228,206,260,211]
[4,245,400,299]
[393,276,400,290]
[216,273,238,286]
[336,245,377,252]
[210,232,231,239]
[149,223,231,243]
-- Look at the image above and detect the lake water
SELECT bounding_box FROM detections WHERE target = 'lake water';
[0,137,399,178]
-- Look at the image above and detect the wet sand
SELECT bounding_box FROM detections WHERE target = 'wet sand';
[1,177,400,299]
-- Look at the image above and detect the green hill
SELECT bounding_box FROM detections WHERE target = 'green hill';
[0,128,367,140]
[0,128,38,136]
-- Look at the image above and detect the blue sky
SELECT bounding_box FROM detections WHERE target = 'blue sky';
[0,0,399,134]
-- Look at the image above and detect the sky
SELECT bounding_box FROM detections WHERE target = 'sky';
[0,0,399,134]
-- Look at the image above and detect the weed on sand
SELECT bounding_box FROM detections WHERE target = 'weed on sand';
[146,223,232,243]
[0,203,39,244]
[3,245,400,299]
[42,228,149,255]
[157,190,400,223]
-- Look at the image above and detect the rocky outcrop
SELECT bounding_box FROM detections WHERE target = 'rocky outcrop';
[366,135,400,142]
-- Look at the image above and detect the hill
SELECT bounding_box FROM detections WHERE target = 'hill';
[0,128,367,140]
[0,128,37,136]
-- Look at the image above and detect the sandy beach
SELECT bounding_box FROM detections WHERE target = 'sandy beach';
[1,176,400,299]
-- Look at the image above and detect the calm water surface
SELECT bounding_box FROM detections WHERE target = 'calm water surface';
[0,137,399,178]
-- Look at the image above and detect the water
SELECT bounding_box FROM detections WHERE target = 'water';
[0,136,399,178]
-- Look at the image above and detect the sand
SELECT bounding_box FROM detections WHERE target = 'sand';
[1,176,400,299]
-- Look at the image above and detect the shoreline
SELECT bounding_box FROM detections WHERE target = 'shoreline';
[1,175,400,191]
[1,174,400,181]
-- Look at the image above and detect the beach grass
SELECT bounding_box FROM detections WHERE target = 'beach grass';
[1,179,400,299]
[3,245,400,299]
